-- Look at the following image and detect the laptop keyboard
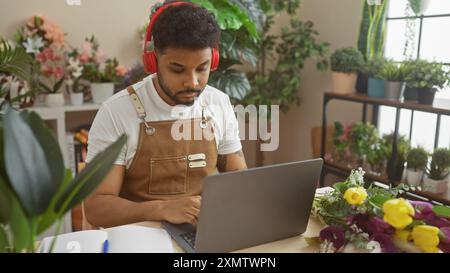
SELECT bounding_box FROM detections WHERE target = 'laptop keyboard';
[180,231,196,248]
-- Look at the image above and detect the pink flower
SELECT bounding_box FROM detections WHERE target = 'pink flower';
[41,64,53,78]
[81,41,93,56]
[42,19,65,47]
[53,66,65,79]
[115,65,128,77]
[94,48,107,64]
[78,53,90,64]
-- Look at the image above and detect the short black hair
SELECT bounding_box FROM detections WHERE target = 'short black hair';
[151,1,221,53]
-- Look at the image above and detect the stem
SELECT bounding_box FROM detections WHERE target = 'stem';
[48,218,64,253]
[29,218,37,253]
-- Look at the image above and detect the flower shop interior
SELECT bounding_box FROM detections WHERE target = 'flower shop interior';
[1,0,450,254]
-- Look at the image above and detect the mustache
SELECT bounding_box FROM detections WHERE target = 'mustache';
[176,89,202,95]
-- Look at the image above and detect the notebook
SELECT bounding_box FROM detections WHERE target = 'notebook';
[38,225,174,253]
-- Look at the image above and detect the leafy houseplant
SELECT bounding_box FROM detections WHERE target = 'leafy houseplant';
[380,60,409,100]
[406,146,429,186]
[405,60,450,105]
[330,47,364,94]
[423,148,450,194]
[365,58,386,98]
[382,133,411,182]
[355,0,388,94]
[0,105,127,252]
[348,122,380,167]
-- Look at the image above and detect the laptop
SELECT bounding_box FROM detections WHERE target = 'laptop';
[162,158,323,253]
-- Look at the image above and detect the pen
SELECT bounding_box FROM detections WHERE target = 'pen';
[102,240,109,253]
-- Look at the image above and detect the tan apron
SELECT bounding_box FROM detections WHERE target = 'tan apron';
[119,86,218,202]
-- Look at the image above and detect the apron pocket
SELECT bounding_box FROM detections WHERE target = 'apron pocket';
[149,156,187,195]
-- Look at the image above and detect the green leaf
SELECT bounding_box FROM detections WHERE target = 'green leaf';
[368,194,391,208]
[333,182,348,194]
[0,225,7,253]
[0,40,33,81]
[53,76,65,94]
[20,111,65,194]
[55,134,127,213]
[208,69,250,100]
[4,106,55,216]
[37,169,73,235]
[432,205,450,218]
[0,176,12,223]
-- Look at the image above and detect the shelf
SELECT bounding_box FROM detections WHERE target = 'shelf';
[324,160,450,205]
[324,92,450,115]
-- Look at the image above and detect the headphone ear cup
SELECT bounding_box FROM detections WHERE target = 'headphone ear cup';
[143,52,158,74]
[210,48,219,71]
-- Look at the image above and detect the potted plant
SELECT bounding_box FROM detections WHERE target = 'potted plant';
[65,56,84,106]
[348,122,380,168]
[366,142,386,176]
[382,133,411,182]
[356,0,388,94]
[380,60,408,100]
[330,47,364,94]
[406,146,429,186]
[0,105,126,252]
[366,58,386,98]
[423,148,450,194]
[405,60,450,105]
[76,36,127,104]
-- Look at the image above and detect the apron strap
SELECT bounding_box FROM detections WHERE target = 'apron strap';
[127,86,156,135]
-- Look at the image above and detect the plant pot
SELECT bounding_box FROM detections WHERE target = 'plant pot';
[403,86,418,102]
[422,175,448,194]
[385,81,405,100]
[417,88,436,105]
[91,82,114,104]
[406,169,424,186]
[356,73,368,94]
[387,159,405,182]
[45,93,65,107]
[367,78,385,98]
[70,93,84,106]
[331,72,357,94]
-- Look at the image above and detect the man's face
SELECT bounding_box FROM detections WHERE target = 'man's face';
[155,47,212,106]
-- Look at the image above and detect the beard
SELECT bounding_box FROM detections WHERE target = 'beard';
[156,73,203,106]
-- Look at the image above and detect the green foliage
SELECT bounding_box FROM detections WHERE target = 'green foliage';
[382,132,411,163]
[406,146,429,171]
[357,0,388,61]
[330,47,364,73]
[363,57,385,78]
[380,60,410,82]
[0,105,127,252]
[427,148,450,180]
[408,0,424,15]
[0,40,33,81]
[348,122,380,161]
[405,60,450,89]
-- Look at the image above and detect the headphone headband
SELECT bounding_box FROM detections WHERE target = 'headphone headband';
[144,1,192,52]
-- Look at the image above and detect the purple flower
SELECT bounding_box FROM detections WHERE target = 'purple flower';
[349,214,394,235]
[440,227,450,244]
[424,214,450,228]
[371,233,398,253]
[410,201,434,220]
[320,226,346,250]
[439,243,450,253]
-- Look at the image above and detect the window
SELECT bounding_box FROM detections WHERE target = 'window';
[379,0,450,151]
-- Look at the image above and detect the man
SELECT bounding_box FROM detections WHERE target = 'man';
[84,1,247,228]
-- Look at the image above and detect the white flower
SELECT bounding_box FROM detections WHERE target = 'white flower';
[366,240,382,253]
[22,36,44,54]
[318,240,337,253]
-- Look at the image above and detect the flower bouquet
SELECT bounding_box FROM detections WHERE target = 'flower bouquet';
[310,168,450,253]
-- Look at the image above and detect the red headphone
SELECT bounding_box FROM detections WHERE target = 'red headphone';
[142,1,220,74]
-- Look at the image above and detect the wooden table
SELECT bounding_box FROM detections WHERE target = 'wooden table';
[131,216,323,253]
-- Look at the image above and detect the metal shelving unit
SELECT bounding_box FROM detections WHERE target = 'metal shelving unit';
[320,92,450,205]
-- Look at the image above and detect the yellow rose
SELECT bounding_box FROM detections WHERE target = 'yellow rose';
[343,187,367,205]
[412,225,440,253]
[394,230,412,243]
[383,198,415,229]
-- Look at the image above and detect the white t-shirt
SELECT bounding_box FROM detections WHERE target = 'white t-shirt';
[86,74,242,169]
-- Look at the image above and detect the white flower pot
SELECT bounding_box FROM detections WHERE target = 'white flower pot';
[422,175,449,194]
[91,82,114,104]
[45,93,65,107]
[331,72,357,94]
[406,169,424,186]
[70,93,84,106]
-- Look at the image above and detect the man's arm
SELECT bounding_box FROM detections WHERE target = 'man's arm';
[84,165,201,228]
[217,150,247,173]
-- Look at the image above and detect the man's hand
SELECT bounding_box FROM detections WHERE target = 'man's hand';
[161,196,201,226]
